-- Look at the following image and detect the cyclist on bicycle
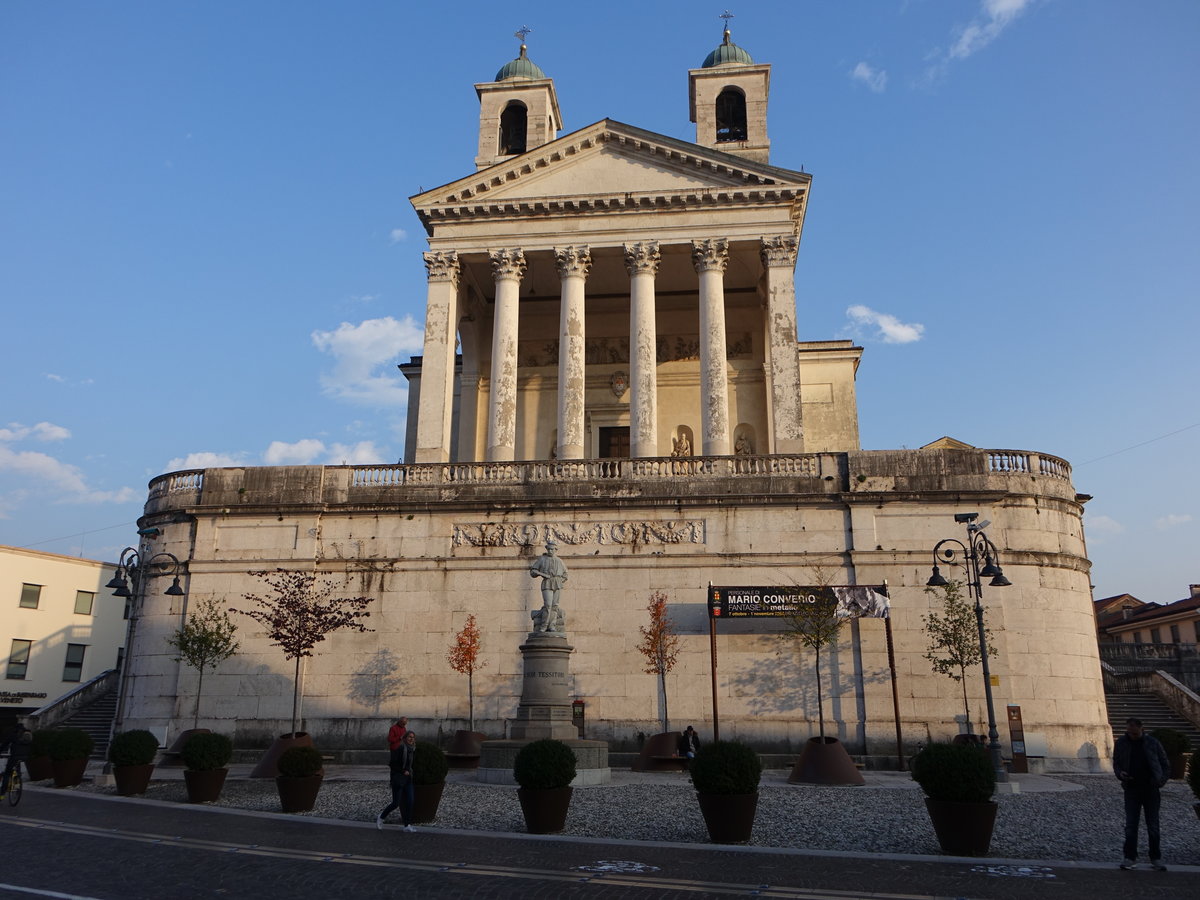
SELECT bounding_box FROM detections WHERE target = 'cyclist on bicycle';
[0,721,32,795]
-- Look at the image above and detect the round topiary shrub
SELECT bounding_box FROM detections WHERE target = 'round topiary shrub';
[413,741,449,785]
[30,729,53,758]
[277,745,323,778]
[513,739,576,790]
[689,740,762,795]
[45,727,94,761]
[108,729,159,767]
[910,741,996,803]
[1151,727,1191,757]
[181,732,233,771]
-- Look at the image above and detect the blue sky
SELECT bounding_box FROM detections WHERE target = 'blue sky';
[2,1,1197,604]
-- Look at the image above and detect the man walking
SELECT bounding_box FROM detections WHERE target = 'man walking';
[1112,717,1170,870]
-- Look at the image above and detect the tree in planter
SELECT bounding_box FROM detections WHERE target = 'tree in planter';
[447,614,486,732]
[922,580,996,734]
[635,591,681,734]
[167,597,240,730]
[235,570,374,737]
[779,586,844,740]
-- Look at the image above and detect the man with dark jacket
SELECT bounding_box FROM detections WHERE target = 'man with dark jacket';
[0,721,31,795]
[1112,717,1171,870]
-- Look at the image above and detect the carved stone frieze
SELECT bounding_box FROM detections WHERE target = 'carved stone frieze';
[759,235,799,268]
[452,520,706,548]
[691,237,730,273]
[488,248,527,281]
[623,241,662,276]
[422,250,460,284]
[554,245,592,278]
[518,333,752,367]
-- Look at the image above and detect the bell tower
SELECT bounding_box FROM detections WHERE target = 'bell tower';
[475,31,563,171]
[688,21,771,164]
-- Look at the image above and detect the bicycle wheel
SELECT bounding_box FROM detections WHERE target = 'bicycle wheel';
[7,770,21,807]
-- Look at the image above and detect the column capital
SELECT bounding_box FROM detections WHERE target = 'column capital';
[691,238,729,274]
[488,248,527,282]
[623,241,661,276]
[553,245,592,279]
[759,235,799,268]
[422,250,460,284]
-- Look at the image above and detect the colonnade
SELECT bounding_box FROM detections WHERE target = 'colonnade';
[412,236,803,464]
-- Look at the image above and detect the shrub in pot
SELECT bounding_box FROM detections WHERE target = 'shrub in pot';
[181,731,232,803]
[910,741,997,856]
[1151,728,1190,780]
[513,739,576,834]
[412,741,449,823]
[46,727,94,788]
[26,730,54,781]
[276,744,324,813]
[108,729,159,796]
[689,740,762,843]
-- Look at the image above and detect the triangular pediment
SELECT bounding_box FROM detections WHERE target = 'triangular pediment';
[411,119,808,226]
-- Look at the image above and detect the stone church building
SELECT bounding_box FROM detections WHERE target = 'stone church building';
[125,29,1109,771]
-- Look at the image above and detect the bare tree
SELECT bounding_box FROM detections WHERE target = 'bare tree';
[780,586,844,740]
[447,614,487,731]
[167,597,240,730]
[635,591,681,734]
[235,570,373,737]
[922,580,996,731]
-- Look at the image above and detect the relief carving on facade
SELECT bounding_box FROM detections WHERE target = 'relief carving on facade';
[623,240,662,275]
[452,519,706,548]
[759,235,799,268]
[489,247,527,281]
[691,237,730,273]
[553,244,593,278]
[519,333,752,367]
[423,250,461,284]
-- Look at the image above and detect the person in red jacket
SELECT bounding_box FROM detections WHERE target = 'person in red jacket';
[387,716,408,751]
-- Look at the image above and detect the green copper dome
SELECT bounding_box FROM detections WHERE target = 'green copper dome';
[495,45,547,81]
[702,29,753,67]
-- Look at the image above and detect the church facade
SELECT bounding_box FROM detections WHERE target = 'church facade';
[123,30,1110,772]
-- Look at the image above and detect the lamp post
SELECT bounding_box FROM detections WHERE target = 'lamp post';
[926,513,1011,782]
[106,545,186,745]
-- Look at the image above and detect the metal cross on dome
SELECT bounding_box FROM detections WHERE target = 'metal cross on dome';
[720,10,735,28]
[514,25,532,43]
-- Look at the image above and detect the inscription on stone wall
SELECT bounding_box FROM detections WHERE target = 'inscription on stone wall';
[452,520,706,548]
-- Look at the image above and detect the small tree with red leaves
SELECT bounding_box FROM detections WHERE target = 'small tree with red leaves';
[636,591,681,734]
[447,614,486,731]
[235,569,374,737]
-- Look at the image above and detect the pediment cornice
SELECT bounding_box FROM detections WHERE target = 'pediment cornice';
[410,119,810,234]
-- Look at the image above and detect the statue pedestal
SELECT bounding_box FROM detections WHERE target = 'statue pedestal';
[477,630,610,784]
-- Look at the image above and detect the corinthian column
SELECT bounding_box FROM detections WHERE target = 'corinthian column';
[554,245,591,460]
[487,248,526,462]
[624,241,660,458]
[760,235,804,453]
[691,238,731,456]
[414,250,460,463]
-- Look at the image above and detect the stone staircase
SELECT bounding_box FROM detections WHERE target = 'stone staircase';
[1105,692,1200,748]
[57,690,118,760]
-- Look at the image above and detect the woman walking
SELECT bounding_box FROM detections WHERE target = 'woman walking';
[377,730,417,831]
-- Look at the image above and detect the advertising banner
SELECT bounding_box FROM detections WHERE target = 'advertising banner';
[708,584,890,619]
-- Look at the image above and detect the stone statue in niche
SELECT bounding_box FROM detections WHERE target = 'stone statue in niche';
[735,433,754,456]
[529,541,568,633]
[670,433,693,458]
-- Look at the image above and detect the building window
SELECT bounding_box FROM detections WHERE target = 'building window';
[7,639,32,680]
[1170,624,1180,643]
[19,583,41,609]
[116,647,125,671]
[123,596,133,620]
[1150,628,1162,644]
[1132,631,1143,643]
[63,643,87,682]
[1194,621,1200,643]
[499,102,528,155]
[74,590,95,615]
[715,87,748,142]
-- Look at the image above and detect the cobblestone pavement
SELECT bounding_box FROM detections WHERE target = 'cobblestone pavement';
[0,786,1195,900]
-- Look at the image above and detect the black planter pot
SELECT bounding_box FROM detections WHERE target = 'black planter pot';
[113,764,156,796]
[184,767,228,803]
[517,786,572,834]
[250,732,313,779]
[412,782,446,823]
[696,792,758,843]
[25,755,53,782]
[924,798,998,856]
[51,758,89,788]
[276,773,323,813]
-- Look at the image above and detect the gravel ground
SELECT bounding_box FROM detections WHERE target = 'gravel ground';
[67,771,1200,865]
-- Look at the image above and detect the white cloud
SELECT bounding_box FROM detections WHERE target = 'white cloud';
[850,62,888,93]
[923,0,1035,82]
[0,421,72,442]
[264,439,326,465]
[311,316,424,406]
[389,228,408,243]
[325,441,387,465]
[1085,514,1124,538]
[0,444,136,505]
[164,451,244,471]
[845,305,925,344]
[46,373,66,383]
[1155,513,1193,531]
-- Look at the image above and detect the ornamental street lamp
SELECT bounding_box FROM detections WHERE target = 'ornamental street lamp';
[106,545,186,747]
[926,512,1011,782]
